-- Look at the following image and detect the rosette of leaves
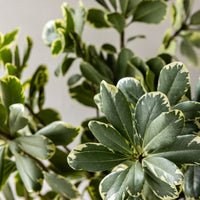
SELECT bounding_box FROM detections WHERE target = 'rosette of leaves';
[68,62,200,199]
[160,0,200,67]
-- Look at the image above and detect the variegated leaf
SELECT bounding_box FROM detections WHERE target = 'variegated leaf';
[15,154,43,193]
[143,156,183,186]
[143,110,184,153]
[145,171,179,199]
[135,92,169,147]
[100,161,144,200]
[117,77,146,107]
[184,165,200,199]
[157,62,190,106]
[100,81,134,143]
[68,143,127,172]
[89,121,132,154]
[173,101,200,121]
[15,135,55,160]
[151,135,200,165]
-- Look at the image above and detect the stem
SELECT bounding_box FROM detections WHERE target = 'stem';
[25,103,46,126]
[164,24,187,49]
[120,31,125,49]
[96,107,100,118]
[0,131,13,141]
[24,187,29,200]
[24,152,48,172]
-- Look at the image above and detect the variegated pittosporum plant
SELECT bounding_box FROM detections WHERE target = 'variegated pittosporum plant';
[0,30,81,199]
[68,62,200,200]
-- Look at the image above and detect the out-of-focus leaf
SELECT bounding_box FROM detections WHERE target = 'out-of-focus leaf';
[134,0,167,24]
[15,135,55,160]
[74,1,86,35]
[22,36,33,67]
[180,39,199,67]
[0,76,25,111]
[37,108,61,125]
[0,48,12,65]
[9,103,28,134]
[6,63,17,76]
[1,29,19,48]
[2,183,15,200]
[0,146,5,187]
[15,154,43,193]
[194,77,200,101]
[86,8,109,28]
[36,121,80,146]
[127,35,145,43]
[42,20,58,46]
[67,74,82,86]
[190,10,200,25]
[62,4,75,32]
[101,43,117,54]
[44,172,80,199]
[106,12,126,33]
[94,0,110,10]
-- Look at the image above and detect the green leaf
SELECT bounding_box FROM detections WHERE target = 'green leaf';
[15,154,43,192]
[135,92,169,147]
[16,135,55,160]
[0,76,25,111]
[22,36,33,67]
[109,0,117,10]
[143,156,183,185]
[180,39,199,67]
[194,77,200,101]
[6,63,17,76]
[106,12,126,33]
[0,146,5,186]
[116,48,134,80]
[42,20,58,46]
[0,159,16,190]
[9,104,28,134]
[2,183,15,200]
[119,0,141,17]
[68,143,127,172]
[86,8,109,28]
[51,37,64,56]
[185,31,200,49]
[0,103,8,133]
[67,74,82,86]
[80,61,112,85]
[49,148,74,175]
[117,77,146,107]
[143,182,161,200]
[173,101,200,121]
[157,62,190,106]
[100,81,134,143]
[152,135,200,165]
[60,57,75,76]
[134,0,167,24]
[127,35,145,43]
[36,121,80,146]
[184,166,200,199]
[101,43,117,54]
[1,29,19,48]
[37,108,61,125]
[44,172,80,199]
[88,175,103,200]
[89,121,132,154]
[171,0,184,30]
[143,110,184,153]
[69,83,96,107]
[62,4,75,32]
[145,170,179,199]
[0,48,12,65]
[100,161,144,200]
[74,1,86,35]
[14,44,20,68]
[94,0,110,10]
[190,10,200,25]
